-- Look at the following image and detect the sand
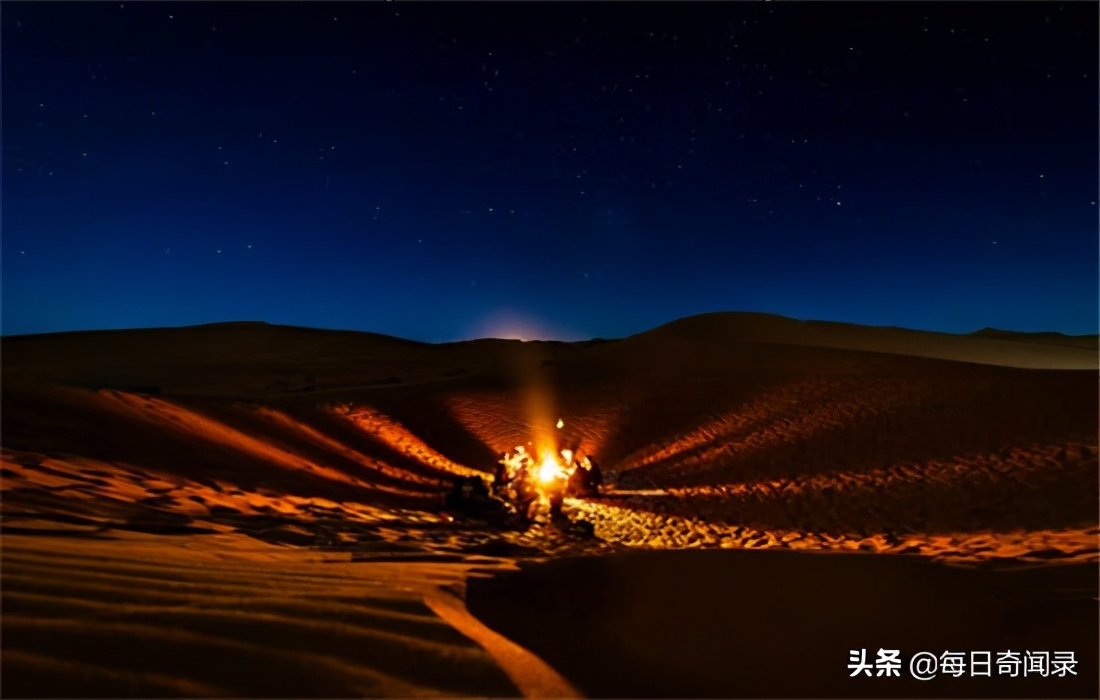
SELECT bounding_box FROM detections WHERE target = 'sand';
[467,548,1098,698]
[2,312,1097,697]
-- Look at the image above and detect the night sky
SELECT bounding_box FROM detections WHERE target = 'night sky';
[3,2,1097,342]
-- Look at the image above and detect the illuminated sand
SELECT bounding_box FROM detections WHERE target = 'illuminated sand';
[2,313,1097,697]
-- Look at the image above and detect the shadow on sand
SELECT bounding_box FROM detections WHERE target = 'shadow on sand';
[466,548,1098,698]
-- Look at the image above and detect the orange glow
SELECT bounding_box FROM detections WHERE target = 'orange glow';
[538,453,563,484]
[616,377,921,474]
[444,395,615,464]
[97,390,429,499]
[256,407,442,486]
[332,404,485,480]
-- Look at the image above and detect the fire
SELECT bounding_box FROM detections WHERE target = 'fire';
[498,441,580,493]
[538,453,564,484]
[498,444,592,495]
[484,418,603,524]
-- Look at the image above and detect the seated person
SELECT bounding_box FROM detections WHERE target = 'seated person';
[566,456,602,497]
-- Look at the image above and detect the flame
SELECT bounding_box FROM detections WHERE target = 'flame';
[538,453,564,484]
[494,418,596,512]
[556,419,564,429]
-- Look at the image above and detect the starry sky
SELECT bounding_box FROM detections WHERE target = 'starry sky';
[3,2,1097,341]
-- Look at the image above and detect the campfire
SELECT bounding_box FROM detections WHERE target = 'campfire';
[442,419,602,526]
[492,419,602,522]
[501,445,589,490]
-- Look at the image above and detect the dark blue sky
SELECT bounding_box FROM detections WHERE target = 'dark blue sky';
[4,2,1097,341]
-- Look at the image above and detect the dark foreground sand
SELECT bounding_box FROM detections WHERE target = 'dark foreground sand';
[2,312,1097,697]
[468,548,1098,698]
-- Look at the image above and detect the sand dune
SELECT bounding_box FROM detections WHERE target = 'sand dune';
[2,532,531,698]
[2,312,1097,697]
[630,312,1098,369]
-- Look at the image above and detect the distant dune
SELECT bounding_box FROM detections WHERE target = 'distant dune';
[2,312,1097,698]
[632,312,1098,369]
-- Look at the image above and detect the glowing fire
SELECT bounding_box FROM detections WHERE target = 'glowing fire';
[489,417,601,526]
[538,453,564,484]
[497,424,593,494]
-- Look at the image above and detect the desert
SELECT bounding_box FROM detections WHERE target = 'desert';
[2,313,1097,698]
